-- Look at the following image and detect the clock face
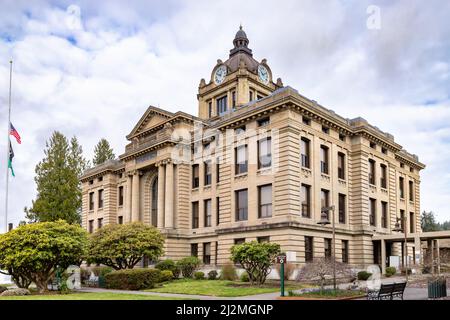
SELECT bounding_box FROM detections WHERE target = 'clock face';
[258,65,269,84]
[214,65,227,85]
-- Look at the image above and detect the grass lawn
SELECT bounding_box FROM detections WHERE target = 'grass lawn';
[288,289,366,299]
[145,279,309,297]
[0,292,187,300]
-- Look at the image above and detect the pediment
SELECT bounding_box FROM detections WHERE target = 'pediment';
[127,106,174,140]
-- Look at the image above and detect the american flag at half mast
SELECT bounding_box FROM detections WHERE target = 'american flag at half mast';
[10,122,21,144]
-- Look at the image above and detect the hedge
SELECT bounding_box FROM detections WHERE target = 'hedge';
[104,269,161,290]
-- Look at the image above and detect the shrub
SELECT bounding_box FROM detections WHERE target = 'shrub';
[104,269,161,290]
[230,241,281,285]
[220,263,238,281]
[275,263,296,280]
[172,265,181,279]
[0,288,31,296]
[357,271,372,281]
[160,270,174,282]
[208,270,218,280]
[92,266,114,277]
[177,257,201,278]
[155,259,176,272]
[240,272,250,282]
[80,267,91,283]
[385,267,396,277]
[194,271,205,280]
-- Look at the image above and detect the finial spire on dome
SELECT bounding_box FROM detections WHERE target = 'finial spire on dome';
[230,25,252,57]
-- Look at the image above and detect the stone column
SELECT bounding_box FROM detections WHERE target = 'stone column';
[435,240,441,274]
[126,174,133,222]
[381,239,386,275]
[430,240,435,274]
[414,236,422,267]
[131,170,140,222]
[157,163,165,229]
[164,161,174,229]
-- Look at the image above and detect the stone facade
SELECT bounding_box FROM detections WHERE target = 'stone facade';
[80,27,425,270]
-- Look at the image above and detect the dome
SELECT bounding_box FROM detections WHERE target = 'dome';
[230,25,252,57]
[234,25,248,40]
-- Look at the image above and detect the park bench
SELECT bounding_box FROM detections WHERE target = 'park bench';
[367,282,407,300]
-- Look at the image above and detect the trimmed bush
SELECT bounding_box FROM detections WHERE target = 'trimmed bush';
[385,267,396,277]
[177,257,201,278]
[240,271,250,282]
[1,288,31,296]
[155,259,176,272]
[208,270,218,280]
[194,271,205,280]
[160,270,174,282]
[104,269,161,290]
[92,266,114,277]
[220,263,238,281]
[357,271,372,281]
[172,265,181,279]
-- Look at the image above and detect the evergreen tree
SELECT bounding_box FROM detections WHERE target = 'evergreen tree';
[421,211,440,232]
[25,131,87,224]
[92,138,115,166]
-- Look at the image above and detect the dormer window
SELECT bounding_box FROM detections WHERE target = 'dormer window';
[216,96,227,116]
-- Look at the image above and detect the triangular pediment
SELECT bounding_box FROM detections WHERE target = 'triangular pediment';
[127,106,175,139]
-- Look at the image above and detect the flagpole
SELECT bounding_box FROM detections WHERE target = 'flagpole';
[4,60,12,233]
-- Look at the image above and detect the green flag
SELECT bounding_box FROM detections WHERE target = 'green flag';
[8,140,15,177]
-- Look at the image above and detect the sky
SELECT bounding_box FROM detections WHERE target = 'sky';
[0,0,449,229]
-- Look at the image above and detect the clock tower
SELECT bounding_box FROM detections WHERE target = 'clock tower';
[197,26,283,120]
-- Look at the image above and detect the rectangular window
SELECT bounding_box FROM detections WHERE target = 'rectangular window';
[192,202,199,229]
[302,117,311,126]
[234,238,245,245]
[97,218,103,229]
[301,138,310,168]
[249,91,253,101]
[235,189,248,221]
[338,152,346,180]
[88,220,94,233]
[192,164,199,188]
[342,240,349,263]
[208,101,212,118]
[324,238,332,258]
[305,236,314,262]
[204,199,212,227]
[301,184,311,218]
[382,147,387,155]
[216,159,220,183]
[381,201,388,228]
[257,117,270,127]
[322,126,329,134]
[98,189,104,209]
[257,237,270,243]
[258,137,272,169]
[370,142,376,149]
[410,212,415,233]
[216,95,228,116]
[232,91,236,108]
[321,189,330,219]
[204,161,212,186]
[409,181,414,201]
[235,145,248,175]
[118,186,124,206]
[118,216,123,225]
[89,192,94,211]
[380,164,387,189]
[215,241,218,265]
[399,177,405,199]
[258,184,272,218]
[320,146,329,174]
[191,244,198,257]
[339,134,346,142]
[203,243,211,265]
[338,193,346,224]
[216,197,220,225]
[369,159,376,185]
[400,210,405,231]
[98,176,103,182]
[369,198,376,226]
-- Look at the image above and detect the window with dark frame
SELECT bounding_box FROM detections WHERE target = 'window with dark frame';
[98,189,104,208]
[380,164,387,189]
[192,202,199,229]
[339,134,346,142]
[258,184,272,218]
[204,199,212,227]
[216,158,220,183]
[258,137,272,169]
[369,159,376,185]
[235,189,248,221]
[191,244,198,257]
[216,95,228,116]
[301,138,310,168]
[216,197,220,225]
[192,164,199,188]
[382,147,387,155]
[369,198,376,226]
[305,236,314,262]
[342,240,349,263]
[208,101,212,118]
[88,220,94,233]
[410,212,415,233]
[321,189,330,219]
[301,184,311,218]
[399,177,405,199]
[118,216,123,225]
[97,218,103,229]
[232,91,236,108]
[324,238,332,258]
[338,152,346,180]
[409,181,414,201]
[320,145,329,174]
[203,243,211,265]
[257,237,270,243]
[235,145,248,175]
[322,126,329,134]
[89,192,94,211]
[302,117,311,126]
[381,201,388,228]
[370,142,376,149]
[400,210,405,231]
[204,161,212,186]
[234,238,245,245]
[249,91,253,101]
[118,186,124,206]
[257,117,270,127]
[338,193,346,224]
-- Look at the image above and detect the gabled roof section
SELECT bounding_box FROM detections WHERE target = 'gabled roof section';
[127,106,175,140]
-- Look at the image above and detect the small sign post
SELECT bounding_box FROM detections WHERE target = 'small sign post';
[277,254,286,296]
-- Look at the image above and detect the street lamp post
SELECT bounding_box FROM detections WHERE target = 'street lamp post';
[318,205,336,292]
[393,216,408,282]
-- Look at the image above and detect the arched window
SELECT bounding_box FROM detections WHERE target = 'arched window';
[151,178,158,227]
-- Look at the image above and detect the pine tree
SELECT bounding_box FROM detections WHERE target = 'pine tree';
[92,138,115,166]
[25,131,87,224]
[421,211,440,232]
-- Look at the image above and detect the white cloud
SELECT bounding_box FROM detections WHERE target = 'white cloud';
[0,0,449,228]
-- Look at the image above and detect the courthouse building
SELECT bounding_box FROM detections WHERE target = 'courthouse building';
[81,27,426,271]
